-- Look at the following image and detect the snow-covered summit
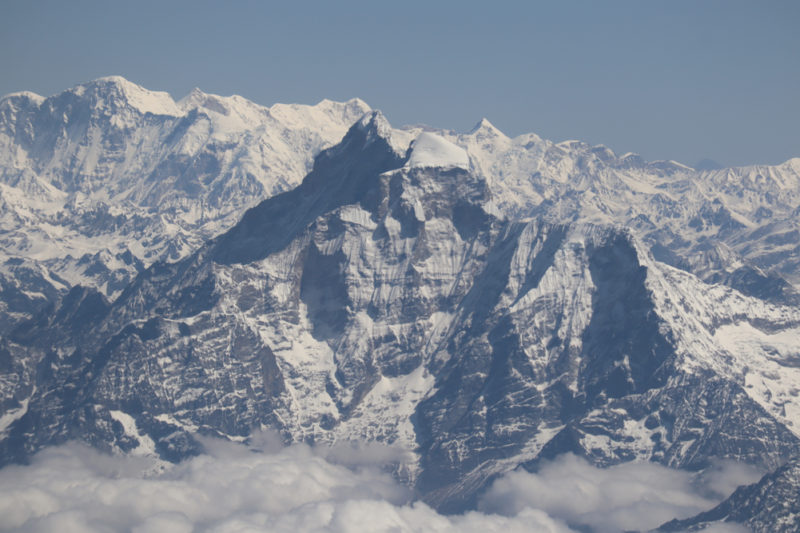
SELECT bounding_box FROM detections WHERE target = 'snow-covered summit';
[355,110,393,141]
[0,90,45,106]
[351,110,415,157]
[468,117,506,139]
[71,76,182,116]
[407,132,469,169]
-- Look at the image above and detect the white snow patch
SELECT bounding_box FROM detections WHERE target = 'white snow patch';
[334,365,435,452]
[0,91,44,104]
[338,205,377,229]
[153,413,200,434]
[714,323,800,431]
[0,396,31,436]
[407,132,469,169]
[95,76,181,116]
[108,410,157,456]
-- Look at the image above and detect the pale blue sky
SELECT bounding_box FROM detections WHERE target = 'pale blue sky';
[2,0,798,167]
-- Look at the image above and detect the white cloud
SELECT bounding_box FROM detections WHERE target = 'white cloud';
[0,438,571,533]
[479,453,761,533]
[0,439,760,533]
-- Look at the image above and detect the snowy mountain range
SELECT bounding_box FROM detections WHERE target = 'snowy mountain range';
[1,78,799,531]
[0,76,369,330]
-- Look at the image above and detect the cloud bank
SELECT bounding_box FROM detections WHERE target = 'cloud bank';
[0,438,568,533]
[480,454,758,533]
[0,437,759,532]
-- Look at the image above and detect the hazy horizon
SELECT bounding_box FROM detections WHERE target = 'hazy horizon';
[3,1,798,167]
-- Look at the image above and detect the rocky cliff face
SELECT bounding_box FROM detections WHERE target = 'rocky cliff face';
[2,108,799,524]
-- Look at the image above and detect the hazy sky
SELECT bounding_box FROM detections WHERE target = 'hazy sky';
[2,0,798,167]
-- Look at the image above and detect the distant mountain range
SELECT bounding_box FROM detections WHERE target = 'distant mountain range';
[1,78,799,531]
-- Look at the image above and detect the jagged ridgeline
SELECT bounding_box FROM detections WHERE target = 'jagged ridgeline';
[1,79,800,529]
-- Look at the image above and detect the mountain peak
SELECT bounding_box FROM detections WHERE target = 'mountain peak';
[469,117,504,137]
[317,96,369,111]
[351,110,411,156]
[70,76,181,116]
[343,96,370,109]
[176,87,235,116]
[177,87,207,109]
[0,90,44,104]
[92,75,134,86]
[407,132,470,169]
[355,109,391,134]
[339,97,372,121]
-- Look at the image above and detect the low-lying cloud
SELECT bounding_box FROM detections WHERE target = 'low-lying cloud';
[0,436,760,532]
[0,438,569,533]
[480,454,759,532]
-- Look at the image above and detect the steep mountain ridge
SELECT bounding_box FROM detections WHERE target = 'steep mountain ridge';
[3,113,799,522]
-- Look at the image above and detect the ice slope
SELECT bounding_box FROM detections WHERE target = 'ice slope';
[407,132,469,169]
